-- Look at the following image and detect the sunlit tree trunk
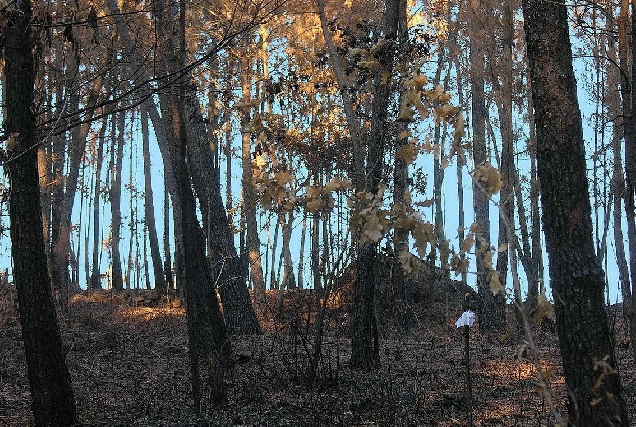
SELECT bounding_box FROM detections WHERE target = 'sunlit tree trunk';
[4,1,78,422]
[37,144,51,269]
[523,0,630,423]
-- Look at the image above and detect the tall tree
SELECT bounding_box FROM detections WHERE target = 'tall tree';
[467,0,505,331]
[165,0,230,405]
[90,116,105,289]
[109,110,125,291]
[491,1,515,320]
[51,75,103,305]
[392,0,411,316]
[317,0,404,367]
[620,0,636,363]
[522,0,629,424]
[350,0,400,368]
[107,0,261,333]
[240,60,266,304]
[2,0,78,423]
[141,105,166,293]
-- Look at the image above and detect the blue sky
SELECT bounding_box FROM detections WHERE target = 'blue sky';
[0,22,628,306]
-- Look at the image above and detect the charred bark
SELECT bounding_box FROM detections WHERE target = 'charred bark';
[523,0,629,424]
[4,1,78,423]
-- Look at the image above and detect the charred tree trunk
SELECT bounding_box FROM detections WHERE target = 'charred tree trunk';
[4,1,78,423]
[606,16,631,316]
[625,0,636,369]
[523,0,630,424]
[170,0,230,406]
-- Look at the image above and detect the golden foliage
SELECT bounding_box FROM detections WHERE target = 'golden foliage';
[473,162,504,196]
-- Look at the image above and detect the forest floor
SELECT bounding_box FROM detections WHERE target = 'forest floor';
[1,284,635,426]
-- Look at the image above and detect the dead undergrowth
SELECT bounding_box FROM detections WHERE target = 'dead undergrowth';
[1,285,635,426]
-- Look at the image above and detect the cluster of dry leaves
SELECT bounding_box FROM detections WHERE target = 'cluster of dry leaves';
[0,283,635,426]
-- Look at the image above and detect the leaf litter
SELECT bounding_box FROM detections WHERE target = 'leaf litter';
[0,284,634,426]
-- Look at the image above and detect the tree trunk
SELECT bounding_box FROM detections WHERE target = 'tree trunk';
[37,145,51,271]
[522,0,630,424]
[269,215,280,290]
[240,67,266,304]
[451,28,468,286]
[110,111,125,291]
[493,2,515,318]
[614,126,631,316]
[311,212,321,294]
[624,0,636,369]
[169,0,230,406]
[183,84,261,334]
[49,53,80,293]
[90,118,105,289]
[527,65,543,311]
[392,0,412,315]
[281,210,296,290]
[141,105,166,293]
[164,178,173,289]
[606,16,631,316]
[297,214,307,289]
[468,0,504,332]
[51,76,104,305]
[108,0,259,332]
[125,125,136,290]
[4,2,78,423]
[350,0,400,369]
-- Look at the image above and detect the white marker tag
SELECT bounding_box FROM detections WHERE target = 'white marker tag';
[455,310,476,328]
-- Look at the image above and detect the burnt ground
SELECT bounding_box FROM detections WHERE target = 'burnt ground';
[0,284,635,426]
